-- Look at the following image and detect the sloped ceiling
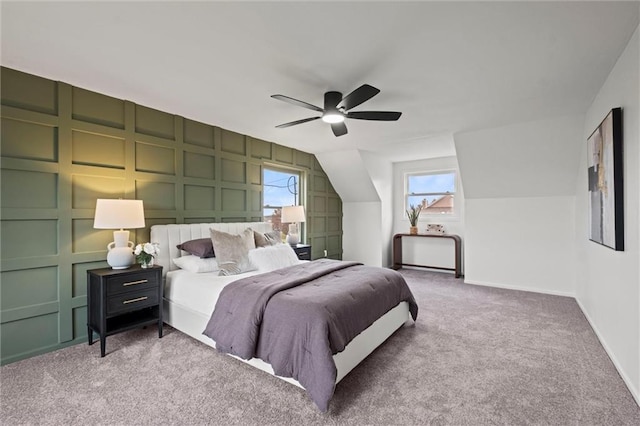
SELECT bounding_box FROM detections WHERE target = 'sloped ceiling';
[1,1,638,162]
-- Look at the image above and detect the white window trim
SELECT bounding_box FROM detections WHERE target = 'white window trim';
[262,164,308,242]
[403,169,459,221]
[262,163,306,213]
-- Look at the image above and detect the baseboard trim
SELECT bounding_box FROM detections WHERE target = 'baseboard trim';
[575,298,640,407]
[463,278,575,298]
[1,337,87,366]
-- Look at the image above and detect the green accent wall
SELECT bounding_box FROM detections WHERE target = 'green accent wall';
[0,67,343,365]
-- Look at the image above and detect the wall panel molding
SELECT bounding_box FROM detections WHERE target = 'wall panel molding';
[0,66,342,365]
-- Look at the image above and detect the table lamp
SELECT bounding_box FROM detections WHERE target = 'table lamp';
[281,205,306,245]
[93,199,145,269]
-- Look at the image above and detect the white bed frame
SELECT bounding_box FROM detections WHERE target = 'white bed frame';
[151,222,411,388]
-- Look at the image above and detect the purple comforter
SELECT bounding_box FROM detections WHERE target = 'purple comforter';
[203,259,418,411]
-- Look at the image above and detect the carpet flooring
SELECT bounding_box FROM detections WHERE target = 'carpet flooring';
[1,269,638,425]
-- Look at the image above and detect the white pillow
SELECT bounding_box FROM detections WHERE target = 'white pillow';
[249,244,301,272]
[173,255,220,273]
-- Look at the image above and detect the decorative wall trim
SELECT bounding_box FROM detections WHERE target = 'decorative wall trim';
[0,66,342,364]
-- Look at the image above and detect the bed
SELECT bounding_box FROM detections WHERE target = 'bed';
[151,222,417,411]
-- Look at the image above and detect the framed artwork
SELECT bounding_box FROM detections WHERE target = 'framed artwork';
[587,107,624,251]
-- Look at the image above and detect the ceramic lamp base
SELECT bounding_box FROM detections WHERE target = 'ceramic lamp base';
[107,246,134,269]
[107,230,134,269]
[286,223,300,245]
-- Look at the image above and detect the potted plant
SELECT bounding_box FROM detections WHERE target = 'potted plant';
[406,204,422,235]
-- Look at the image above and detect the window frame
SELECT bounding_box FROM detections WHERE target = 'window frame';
[404,169,458,220]
[262,164,306,235]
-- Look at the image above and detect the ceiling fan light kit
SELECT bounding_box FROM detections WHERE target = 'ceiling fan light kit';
[272,84,402,137]
[321,112,344,124]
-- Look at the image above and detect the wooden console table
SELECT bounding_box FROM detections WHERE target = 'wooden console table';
[392,233,462,278]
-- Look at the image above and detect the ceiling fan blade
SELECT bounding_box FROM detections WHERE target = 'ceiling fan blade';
[346,111,402,121]
[271,95,323,113]
[331,122,348,137]
[339,84,380,111]
[275,116,320,128]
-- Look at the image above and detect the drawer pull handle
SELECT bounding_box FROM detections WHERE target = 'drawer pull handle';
[123,296,148,304]
[123,279,148,286]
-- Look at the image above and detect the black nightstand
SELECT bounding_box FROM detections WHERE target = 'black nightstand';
[292,244,311,260]
[87,264,163,357]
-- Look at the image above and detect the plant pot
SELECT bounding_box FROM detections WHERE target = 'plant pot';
[409,226,418,235]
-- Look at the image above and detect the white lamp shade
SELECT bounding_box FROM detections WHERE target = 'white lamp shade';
[281,205,306,223]
[93,199,145,229]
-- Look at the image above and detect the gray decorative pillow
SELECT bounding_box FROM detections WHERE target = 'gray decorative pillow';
[176,238,215,258]
[209,228,256,276]
[254,230,282,247]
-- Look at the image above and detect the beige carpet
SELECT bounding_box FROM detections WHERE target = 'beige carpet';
[1,269,638,425]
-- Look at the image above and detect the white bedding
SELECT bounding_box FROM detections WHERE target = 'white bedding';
[165,243,304,314]
[164,269,263,315]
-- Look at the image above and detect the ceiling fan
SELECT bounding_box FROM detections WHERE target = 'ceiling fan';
[271,84,402,137]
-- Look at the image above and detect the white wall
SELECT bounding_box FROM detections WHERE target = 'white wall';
[323,150,465,268]
[456,115,585,199]
[316,150,389,266]
[342,201,383,265]
[454,115,584,294]
[392,156,465,271]
[465,196,576,295]
[575,26,639,403]
[361,151,394,266]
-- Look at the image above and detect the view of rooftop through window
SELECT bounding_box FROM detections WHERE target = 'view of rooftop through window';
[406,171,456,215]
[263,168,300,231]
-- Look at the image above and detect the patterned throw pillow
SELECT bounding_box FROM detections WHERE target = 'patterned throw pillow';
[254,230,283,247]
[209,228,256,276]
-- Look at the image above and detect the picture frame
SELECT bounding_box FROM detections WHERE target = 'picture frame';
[587,107,624,251]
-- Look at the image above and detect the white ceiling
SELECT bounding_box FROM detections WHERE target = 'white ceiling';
[2,1,638,162]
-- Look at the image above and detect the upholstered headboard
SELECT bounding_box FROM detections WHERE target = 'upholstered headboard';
[150,222,273,276]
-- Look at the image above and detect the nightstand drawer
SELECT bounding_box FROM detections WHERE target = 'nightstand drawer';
[106,288,159,315]
[292,244,311,260]
[106,273,158,296]
[296,249,311,260]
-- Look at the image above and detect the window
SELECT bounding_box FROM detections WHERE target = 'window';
[405,171,456,217]
[263,167,301,232]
